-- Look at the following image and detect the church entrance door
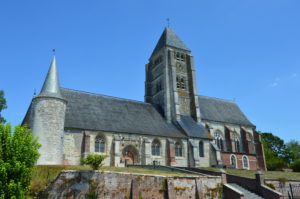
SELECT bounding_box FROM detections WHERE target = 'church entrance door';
[122,145,139,165]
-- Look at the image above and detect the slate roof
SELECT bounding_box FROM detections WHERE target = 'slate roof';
[178,115,209,139]
[39,56,63,99]
[151,27,190,56]
[198,96,254,127]
[61,88,185,138]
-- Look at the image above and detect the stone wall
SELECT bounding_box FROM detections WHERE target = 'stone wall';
[63,130,201,168]
[42,171,222,199]
[32,97,66,165]
[265,179,300,198]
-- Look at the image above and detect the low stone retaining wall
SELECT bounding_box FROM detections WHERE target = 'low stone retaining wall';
[41,170,222,199]
[265,179,300,199]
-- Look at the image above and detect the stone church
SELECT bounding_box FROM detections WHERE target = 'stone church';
[23,27,266,170]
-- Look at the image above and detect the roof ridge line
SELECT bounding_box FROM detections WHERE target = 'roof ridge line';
[61,87,151,105]
[198,95,236,103]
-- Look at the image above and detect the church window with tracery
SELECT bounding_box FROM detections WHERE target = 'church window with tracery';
[151,139,161,156]
[233,132,240,153]
[95,136,105,153]
[175,142,183,157]
[214,131,224,151]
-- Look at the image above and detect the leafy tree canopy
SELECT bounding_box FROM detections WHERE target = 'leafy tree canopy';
[0,123,41,198]
[259,132,292,170]
[286,140,300,163]
[260,132,291,161]
[0,90,7,123]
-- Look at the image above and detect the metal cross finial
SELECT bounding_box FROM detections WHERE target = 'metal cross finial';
[166,18,170,27]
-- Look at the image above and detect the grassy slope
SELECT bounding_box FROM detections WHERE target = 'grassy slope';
[202,167,300,180]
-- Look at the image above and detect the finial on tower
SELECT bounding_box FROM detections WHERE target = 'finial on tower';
[166,18,170,27]
[52,49,56,55]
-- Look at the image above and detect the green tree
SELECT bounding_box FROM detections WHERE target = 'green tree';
[0,123,41,198]
[286,140,300,163]
[0,90,7,123]
[81,154,107,170]
[260,132,291,170]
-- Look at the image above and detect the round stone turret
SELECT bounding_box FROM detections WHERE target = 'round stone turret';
[31,56,67,165]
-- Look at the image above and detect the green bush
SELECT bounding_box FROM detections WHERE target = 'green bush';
[0,124,41,198]
[81,154,107,170]
[266,157,286,171]
[291,159,300,172]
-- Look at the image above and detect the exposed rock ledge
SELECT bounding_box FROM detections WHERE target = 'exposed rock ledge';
[41,170,222,199]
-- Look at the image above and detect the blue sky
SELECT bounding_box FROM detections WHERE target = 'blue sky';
[0,1,299,142]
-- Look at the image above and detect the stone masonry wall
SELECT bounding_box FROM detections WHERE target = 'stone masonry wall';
[32,97,66,165]
[42,171,222,199]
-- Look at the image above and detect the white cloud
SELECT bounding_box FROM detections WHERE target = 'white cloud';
[269,77,280,87]
[291,73,298,78]
[270,82,279,87]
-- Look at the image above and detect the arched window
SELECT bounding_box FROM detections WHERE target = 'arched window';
[151,139,161,156]
[234,132,240,153]
[199,141,204,157]
[243,156,249,169]
[247,132,255,154]
[176,76,180,88]
[230,155,237,168]
[214,131,224,151]
[95,136,105,153]
[180,78,185,89]
[175,142,183,157]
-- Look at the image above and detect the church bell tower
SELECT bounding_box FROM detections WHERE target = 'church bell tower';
[145,27,201,124]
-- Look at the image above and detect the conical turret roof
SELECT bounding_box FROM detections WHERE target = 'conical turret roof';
[151,27,190,56]
[39,56,62,98]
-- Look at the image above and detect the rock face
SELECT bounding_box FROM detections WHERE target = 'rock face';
[42,171,222,199]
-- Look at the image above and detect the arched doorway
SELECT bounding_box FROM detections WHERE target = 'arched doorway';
[122,145,139,165]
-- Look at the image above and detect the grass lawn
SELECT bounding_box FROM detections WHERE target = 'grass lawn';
[29,165,199,196]
[201,167,300,180]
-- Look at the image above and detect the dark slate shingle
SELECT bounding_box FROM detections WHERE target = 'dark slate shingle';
[198,96,254,127]
[151,27,190,56]
[61,88,185,138]
[178,115,209,139]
